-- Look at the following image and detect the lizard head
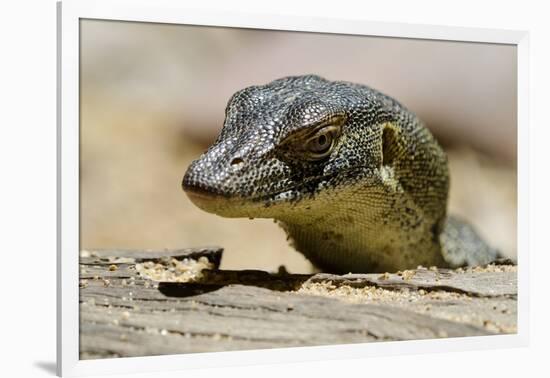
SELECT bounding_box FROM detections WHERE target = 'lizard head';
[182,75,431,220]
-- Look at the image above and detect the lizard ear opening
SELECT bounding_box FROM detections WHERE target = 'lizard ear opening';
[381,123,400,167]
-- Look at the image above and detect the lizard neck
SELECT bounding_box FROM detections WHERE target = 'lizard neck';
[276,180,446,273]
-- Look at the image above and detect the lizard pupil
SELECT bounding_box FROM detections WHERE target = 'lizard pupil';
[306,130,334,158]
[301,125,343,160]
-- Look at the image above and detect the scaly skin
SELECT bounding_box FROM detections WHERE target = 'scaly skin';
[182,75,498,273]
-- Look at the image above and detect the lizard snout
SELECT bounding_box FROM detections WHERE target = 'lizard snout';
[181,161,230,215]
[182,155,263,218]
[181,158,225,197]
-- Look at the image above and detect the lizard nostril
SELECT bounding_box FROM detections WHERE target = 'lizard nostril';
[230,157,245,167]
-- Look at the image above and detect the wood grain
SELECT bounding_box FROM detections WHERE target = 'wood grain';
[79,248,517,359]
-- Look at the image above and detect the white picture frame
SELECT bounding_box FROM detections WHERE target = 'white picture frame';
[57,0,529,376]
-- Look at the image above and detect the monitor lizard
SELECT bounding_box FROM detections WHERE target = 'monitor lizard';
[182,75,499,273]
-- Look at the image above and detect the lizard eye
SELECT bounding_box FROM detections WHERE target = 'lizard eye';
[304,125,340,160]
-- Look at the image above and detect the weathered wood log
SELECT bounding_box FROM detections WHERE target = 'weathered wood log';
[79,248,517,360]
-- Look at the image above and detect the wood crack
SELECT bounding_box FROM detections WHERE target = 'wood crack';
[79,248,517,359]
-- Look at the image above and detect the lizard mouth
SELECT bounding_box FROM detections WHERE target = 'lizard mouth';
[182,184,233,211]
[183,165,377,217]
[248,165,377,203]
[182,183,258,217]
[184,187,218,203]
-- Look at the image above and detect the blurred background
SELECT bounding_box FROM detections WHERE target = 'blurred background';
[80,19,517,273]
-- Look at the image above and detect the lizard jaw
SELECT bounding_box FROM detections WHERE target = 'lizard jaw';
[183,186,262,218]
[183,186,231,215]
[183,182,306,219]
